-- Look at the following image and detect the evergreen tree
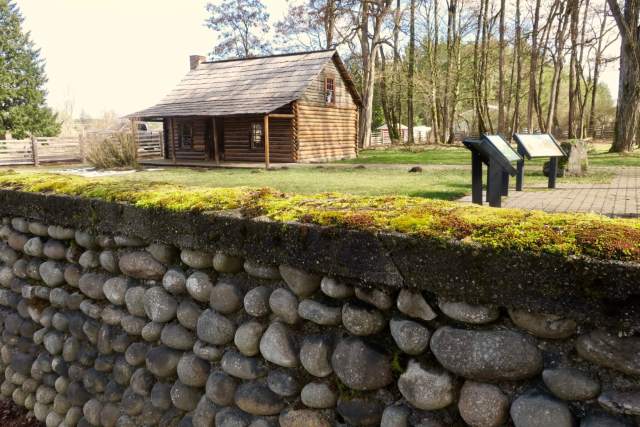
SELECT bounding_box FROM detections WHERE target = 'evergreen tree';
[0,0,60,139]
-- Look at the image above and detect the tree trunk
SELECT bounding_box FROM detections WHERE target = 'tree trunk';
[407,0,416,144]
[568,0,580,138]
[527,0,541,132]
[588,2,609,136]
[498,0,506,135]
[511,0,523,135]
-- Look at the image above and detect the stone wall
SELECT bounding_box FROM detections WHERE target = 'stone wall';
[0,195,638,426]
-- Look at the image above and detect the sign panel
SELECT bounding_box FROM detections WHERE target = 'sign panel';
[514,134,565,158]
[484,135,521,163]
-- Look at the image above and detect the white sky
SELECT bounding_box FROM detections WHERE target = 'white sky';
[16,0,620,118]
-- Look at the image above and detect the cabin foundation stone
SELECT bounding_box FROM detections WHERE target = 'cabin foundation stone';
[0,192,638,425]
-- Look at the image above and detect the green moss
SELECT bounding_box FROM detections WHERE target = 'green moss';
[1,170,639,262]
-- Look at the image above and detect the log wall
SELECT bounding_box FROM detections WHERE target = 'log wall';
[166,117,209,161]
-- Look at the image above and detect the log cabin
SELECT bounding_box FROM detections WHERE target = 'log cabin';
[128,50,362,165]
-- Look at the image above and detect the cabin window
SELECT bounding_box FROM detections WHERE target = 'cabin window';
[325,77,335,105]
[179,122,193,148]
[250,122,263,148]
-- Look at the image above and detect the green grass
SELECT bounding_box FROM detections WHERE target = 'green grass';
[0,169,638,262]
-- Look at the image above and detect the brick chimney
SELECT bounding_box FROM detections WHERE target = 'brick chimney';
[190,55,206,70]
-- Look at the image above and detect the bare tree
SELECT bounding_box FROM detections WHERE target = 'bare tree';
[407,0,416,144]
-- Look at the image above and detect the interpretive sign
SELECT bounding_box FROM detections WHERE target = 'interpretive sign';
[513,133,566,190]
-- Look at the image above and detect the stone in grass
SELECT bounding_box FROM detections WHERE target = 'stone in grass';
[118,251,166,280]
[269,288,300,324]
[279,409,332,427]
[509,309,577,339]
[301,382,337,409]
[510,391,574,427]
[180,249,212,269]
[197,309,236,346]
[430,326,543,382]
[234,381,285,416]
[398,359,455,411]
[186,271,214,303]
[458,381,509,427]
[438,300,500,324]
[576,331,640,377]
[279,265,321,297]
[542,368,600,401]
[206,371,237,406]
[337,397,384,427]
[342,302,385,336]
[298,300,342,326]
[397,289,437,321]
[259,321,299,368]
[331,337,392,391]
[213,251,244,273]
[390,318,430,355]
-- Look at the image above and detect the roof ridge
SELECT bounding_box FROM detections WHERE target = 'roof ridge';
[200,49,336,65]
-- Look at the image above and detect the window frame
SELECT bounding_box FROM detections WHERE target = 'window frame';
[324,76,336,106]
[178,122,193,148]
[250,122,264,149]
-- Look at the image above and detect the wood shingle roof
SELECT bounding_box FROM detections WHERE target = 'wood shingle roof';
[129,50,360,119]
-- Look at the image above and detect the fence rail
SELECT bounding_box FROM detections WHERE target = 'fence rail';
[0,132,164,167]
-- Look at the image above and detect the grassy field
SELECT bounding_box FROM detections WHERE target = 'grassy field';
[340,143,640,167]
[12,164,611,201]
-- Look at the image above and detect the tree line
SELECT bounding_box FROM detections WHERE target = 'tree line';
[206,0,639,152]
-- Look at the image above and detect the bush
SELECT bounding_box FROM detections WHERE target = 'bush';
[84,133,138,169]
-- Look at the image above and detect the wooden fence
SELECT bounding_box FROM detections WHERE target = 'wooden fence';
[0,132,164,167]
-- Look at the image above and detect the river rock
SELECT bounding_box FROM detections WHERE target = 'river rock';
[300,335,333,377]
[398,359,455,410]
[213,252,243,273]
[510,391,574,427]
[267,369,299,397]
[234,320,266,357]
[458,381,509,427]
[439,301,500,324]
[509,309,577,339]
[145,346,181,378]
[181,249,212,269]
[431,326,543,381]
[177,353,210,387]
[210,280,244,314]
[331,337,392,390]
[176,299,202,330]
[186,271,214,303]
[298,300,341,326]
[279,409,331,427]
[143,286,177,322]
[197,309,235,345]
[342,302,385,335]
[23,237,43,257]
[39,261,65,287]
[244,286,271,317]
[337,397,384,426]
[390,318,430,355]
[146,243,177,264]
[99,250,119,273]
[119,252,166,280]
[259,322,298,367]
[397,289,437,321]
[161,322,196,350]
[320,277,354,299]
[193,395,217,427]
[124,287,147,317]
[542,368,600,401]
[221,350,267,380]
[269,288,299,324]
[170,380,201,412]
[580,414,634,427]
[163,268,187,295]
[48,226,75,240]
[103,276,129,306]
[79,250,100,269]
[598,390,640,416]
[206,371,237,406]
[234,381,285,416]
[279,265,321,297]
[244,260,281,280]
[576,331,640,376]
[44,240,67,260]
[301,382,336,409]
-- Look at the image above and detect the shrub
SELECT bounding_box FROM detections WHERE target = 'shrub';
[84,133,138,169]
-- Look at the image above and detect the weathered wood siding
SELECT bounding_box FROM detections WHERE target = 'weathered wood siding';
[166,117,209,161]
[223,115,294,163]
[297,60,358,162]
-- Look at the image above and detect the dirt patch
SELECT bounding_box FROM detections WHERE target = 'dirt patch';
[0,399,43,427]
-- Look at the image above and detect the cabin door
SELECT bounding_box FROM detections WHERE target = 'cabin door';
[205,117,224,162]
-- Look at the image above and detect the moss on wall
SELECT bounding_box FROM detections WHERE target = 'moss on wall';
[0,170,638,262]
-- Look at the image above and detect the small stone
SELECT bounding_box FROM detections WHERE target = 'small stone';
[320,277,354,299]
[197,309,236,345]
[215,407,251,427]
[96,234,116,248]
[48,225,75,240]
[398,359,455,410]
[79,250,100,269]
[144,286,178,322]
[83,398,103,426]
[458,381,509,427]
[542,368,600,401]
[279,409,331,427]
[244,286,271,317]
[279,265,320,296]
[150,382,173,409]
[177,353,210,387]
[430,326,543,381]
[580,414,634,427]
[267,369,299,397]
[269,288,299,324]
[8,231,27,251]
[161,322,196,350]
[75,230,97,249]
[64,264,81,287]
[177,299,202,330]
[331,337,392,391]
[186,271,214,303]
[146,243,177,264]
[259,322,298,368]
[163,268,187,295]
[390,318,430,355]
[119,252,166,280]
[99,250,120,273]
[210,280,244,314]
[300,335,333,377]
[39,261,65,287]
[301,382,336,409]
[439,301,500,324]
[598,390,640,416]
[337,397,384,426]
[43,331,64,355]
[397,289,436,321]
[298,300,341,325]
[576,331,640,376]
[244,260,281,280]
[194,340,224,362]
[234,381,285,416]
[342,302,385,335]
[66,244,83,263]
[130,368,154,396]
[380,405,410,427]
[355,286,393,310]
[23,237,44,257]
[142,321,164,342]
[234,320,266,357]
[114,235,145,247]
[145,346,182,378]
[221,350,266,380]
[193,395,217,427]
[121,315,146,335]
[510,391,574,427]
[78,272,109,300]
[103,276,129,306]
[170,380,201,412]
[28,221,48,236]
[206,371,237,406]
[213,252,243,273]
[44,240,67,260]
[509,309,577,339]
[181,249,212,269]
[125,287,147,317]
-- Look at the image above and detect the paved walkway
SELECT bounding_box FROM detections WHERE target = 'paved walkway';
[458,167,640,217]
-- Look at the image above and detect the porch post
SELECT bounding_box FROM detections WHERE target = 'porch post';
[130,118,138,161]
[170,118,176,163]
[212,117,219,165]
[264,114,270,169]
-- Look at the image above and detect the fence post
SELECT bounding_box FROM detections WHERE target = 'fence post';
[30,136,39,166]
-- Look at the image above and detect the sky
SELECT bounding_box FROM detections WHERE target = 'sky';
[16,0,621,119]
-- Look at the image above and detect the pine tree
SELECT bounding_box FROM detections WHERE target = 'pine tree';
[0,0,60,139]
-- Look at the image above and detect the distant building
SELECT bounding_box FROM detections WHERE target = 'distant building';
[376,124,431,144]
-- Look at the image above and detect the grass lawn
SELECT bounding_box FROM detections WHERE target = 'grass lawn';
[9,164,612,201]
[340,143,640,167]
